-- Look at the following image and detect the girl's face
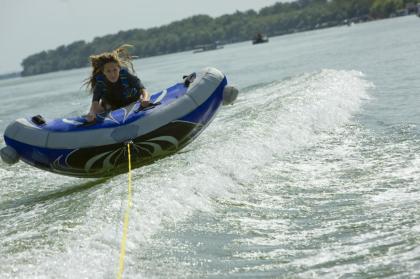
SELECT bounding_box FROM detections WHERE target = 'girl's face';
[103,62,120,83]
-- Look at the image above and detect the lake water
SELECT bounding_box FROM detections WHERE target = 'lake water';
[1,15,420,278]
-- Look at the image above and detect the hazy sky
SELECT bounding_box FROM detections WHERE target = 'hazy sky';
[0,0,288,74]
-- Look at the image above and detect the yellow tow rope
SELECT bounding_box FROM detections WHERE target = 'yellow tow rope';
[117,142,133,279]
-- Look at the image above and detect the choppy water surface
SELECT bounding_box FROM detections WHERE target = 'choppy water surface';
[1,16,420,278]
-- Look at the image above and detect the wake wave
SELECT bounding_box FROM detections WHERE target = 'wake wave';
[203,69,372,177]
[131,69,374,239]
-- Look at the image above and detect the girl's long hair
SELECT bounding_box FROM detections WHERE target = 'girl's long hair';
[84,44,136,92]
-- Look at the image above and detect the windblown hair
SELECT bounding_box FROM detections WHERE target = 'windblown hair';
[84,44,136,92]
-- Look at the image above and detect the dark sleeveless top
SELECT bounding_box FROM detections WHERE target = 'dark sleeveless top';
[92,68,145,110]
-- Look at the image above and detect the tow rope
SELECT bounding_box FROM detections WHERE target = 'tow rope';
[117,142,133,279]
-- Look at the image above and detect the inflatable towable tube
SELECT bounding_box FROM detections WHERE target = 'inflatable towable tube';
[1,67,238,177]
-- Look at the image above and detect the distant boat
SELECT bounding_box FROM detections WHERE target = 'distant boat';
[252,33,269,45]
[193,42,224,53]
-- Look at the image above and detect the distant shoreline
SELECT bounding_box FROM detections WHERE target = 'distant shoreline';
[10,0,420,79]
[2,15,417,81]
[0,72,21,80]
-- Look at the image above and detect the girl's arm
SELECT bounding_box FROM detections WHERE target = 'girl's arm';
[140,88,150,107]
[127,72,149,106]
[86,101,102,122]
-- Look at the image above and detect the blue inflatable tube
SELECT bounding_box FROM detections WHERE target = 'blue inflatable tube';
[1,67,238,177]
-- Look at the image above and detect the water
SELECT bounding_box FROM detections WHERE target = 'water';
[1,16,420,278]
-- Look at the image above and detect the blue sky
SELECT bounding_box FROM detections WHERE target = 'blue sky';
[0,0,289,74]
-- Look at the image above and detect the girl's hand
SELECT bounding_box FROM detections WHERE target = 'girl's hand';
[86,112,96,122]
[140,89,150,107]
[140,99,150,107]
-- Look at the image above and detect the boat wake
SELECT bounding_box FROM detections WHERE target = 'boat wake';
[127,69,374,242]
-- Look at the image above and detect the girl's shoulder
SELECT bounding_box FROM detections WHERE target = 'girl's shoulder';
[120,67,138,78]
[120,67,129,74]
[95,73,106,85]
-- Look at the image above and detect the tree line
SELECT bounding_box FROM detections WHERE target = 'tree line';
[21,0,417,76]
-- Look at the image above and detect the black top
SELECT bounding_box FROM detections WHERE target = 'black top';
[92,71,145,109]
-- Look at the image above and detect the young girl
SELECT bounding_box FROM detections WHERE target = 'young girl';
[84,45,150,122]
